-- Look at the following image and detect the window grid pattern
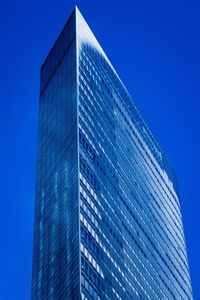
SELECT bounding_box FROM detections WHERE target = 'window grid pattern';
[31,12,80,300]
[76,15,193,297]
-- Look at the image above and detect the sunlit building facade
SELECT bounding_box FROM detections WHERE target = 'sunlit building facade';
[31,7,193,300]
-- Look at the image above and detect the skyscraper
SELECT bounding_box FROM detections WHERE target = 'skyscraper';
[31,7,193,300]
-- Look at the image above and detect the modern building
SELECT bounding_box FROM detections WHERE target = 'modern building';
[31,7,193,300]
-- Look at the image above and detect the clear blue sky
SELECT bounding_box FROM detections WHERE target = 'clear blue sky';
[0,0,199,299]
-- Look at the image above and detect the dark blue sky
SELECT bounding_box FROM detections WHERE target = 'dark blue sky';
[0,0,199,299]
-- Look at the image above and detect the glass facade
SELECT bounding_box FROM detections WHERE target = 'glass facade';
[31,7,193,300]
